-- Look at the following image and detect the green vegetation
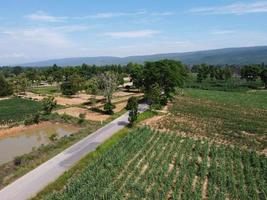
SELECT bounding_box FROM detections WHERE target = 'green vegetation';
[44,127,267,200]
[185,88,267,110]
[0,97,42,124]
[127,97,138,126]
[31,86,59,95]
[41,96,57,114]
[0,74,13,97]
[153,89,267,151]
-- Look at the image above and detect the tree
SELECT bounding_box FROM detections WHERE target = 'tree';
[144,59,187,100]
[145,83,161,109]
[99,72,118,114]
[128,63,144,91]
[85,77,100,95]
[128,97,138,126]
[126,96,138,110]
[42,96,57,114]
[260,68,267,88]
[0,74,13,97]
[241,65,260,82]
[61,74,83,95]
[12,74,28,95]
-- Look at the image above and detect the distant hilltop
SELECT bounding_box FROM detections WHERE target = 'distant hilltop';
[20,46,267,67]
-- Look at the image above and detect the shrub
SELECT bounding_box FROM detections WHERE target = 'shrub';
[104,102,115,115]
[42,96,57,114]
[126,97,138,110]
[24,113,40,125]
[78,113,86,124]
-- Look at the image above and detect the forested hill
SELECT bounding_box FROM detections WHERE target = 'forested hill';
[21,46,267,67]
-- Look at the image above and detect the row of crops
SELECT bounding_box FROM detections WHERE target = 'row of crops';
[47,127,267,200]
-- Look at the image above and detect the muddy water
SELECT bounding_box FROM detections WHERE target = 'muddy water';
[0,123,80,165]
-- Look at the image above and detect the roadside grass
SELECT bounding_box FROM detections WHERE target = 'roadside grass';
[30,86,60,95]
[32,127,130,200]
[0,97,42,124]
[0,122,101,190]
[136,110,158,123]
[185,88,267,110]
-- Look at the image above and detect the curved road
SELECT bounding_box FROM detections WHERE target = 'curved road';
[0,104,148,200]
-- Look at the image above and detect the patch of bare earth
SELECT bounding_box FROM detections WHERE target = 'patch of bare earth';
[54,107,110,121]
[20,92,44,101]
[54,96,88,106]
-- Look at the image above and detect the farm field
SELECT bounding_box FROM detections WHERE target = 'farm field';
[145,89,267,152]
[45,127,267,200]
[185,88,267,110]
[0,97,42,124]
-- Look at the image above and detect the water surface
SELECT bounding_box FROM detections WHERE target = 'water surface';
[0,123,79,165]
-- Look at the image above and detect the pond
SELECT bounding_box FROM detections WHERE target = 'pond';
[0,122,80,165]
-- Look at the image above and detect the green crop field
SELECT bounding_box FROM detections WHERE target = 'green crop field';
[46,128,267,200]
[149,89,267,151]
[0,97,42,124]
[185,88,267,110]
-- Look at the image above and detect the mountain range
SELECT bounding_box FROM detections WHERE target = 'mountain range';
[20,46,267,67]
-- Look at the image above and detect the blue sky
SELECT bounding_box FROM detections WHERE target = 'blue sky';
[0,0,267,65]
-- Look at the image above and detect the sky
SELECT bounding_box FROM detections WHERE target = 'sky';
[0,0,267,65]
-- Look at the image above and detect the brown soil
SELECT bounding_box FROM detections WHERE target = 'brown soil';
[54,107,110,121]
[20,92,44,101]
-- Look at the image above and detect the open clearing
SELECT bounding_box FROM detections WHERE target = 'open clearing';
[46,127,267,200]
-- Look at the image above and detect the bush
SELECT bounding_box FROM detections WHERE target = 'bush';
[0,75,13,97]
[78,113,86,124]
[104,102,115,115]
[126,97,138,110]
[24,113,40,126]
[42,96,57,114]
[61,82,78,96]
[49,133,58,142]
[14,156,23,166]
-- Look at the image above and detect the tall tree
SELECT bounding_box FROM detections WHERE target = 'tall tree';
[99,72,118,114]
[260,68,267,88]
[144,59,187,99]
[0,74,13,97]
[128,63,144,90]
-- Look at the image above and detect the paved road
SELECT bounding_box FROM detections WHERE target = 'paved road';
[0,104,148,200]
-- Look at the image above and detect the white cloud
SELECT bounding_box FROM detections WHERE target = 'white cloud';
[151,12,175,16]
[25,11,67,22]
[25,10,175,22]
[105,30,160,38]
[210,30,236,35]
[53,25,90,32]
[0,27,71,47]
[79,11,145,19]
[189,1,267,15]
[0,53,25,59]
